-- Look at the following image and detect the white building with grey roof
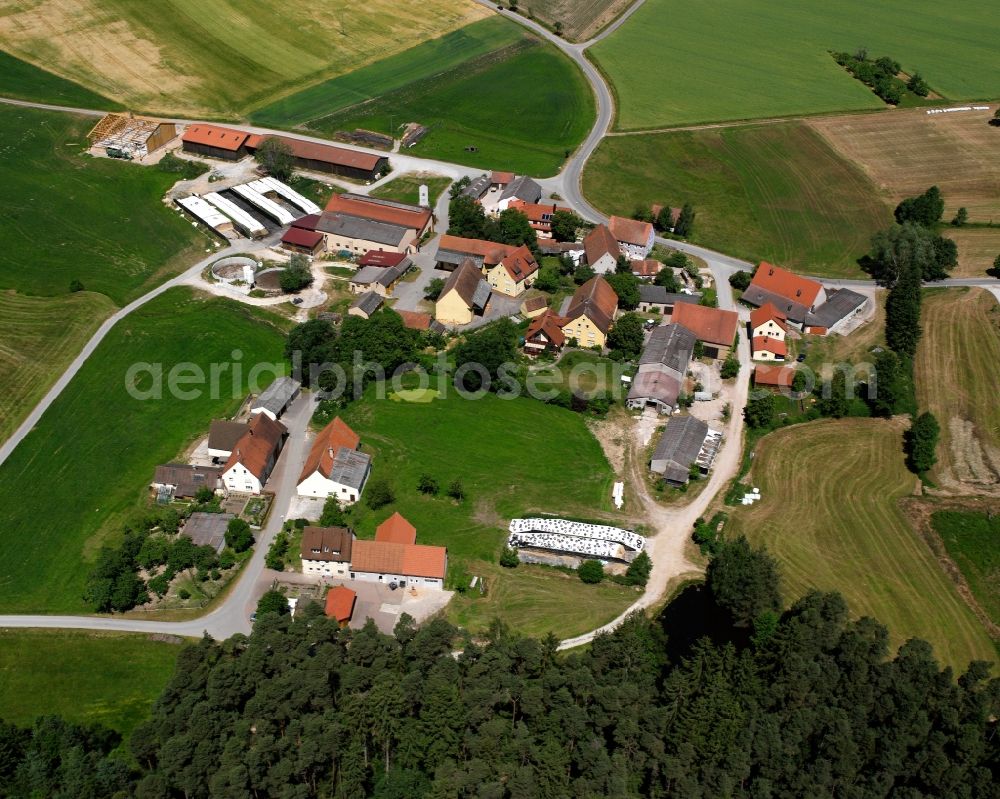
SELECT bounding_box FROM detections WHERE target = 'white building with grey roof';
[627,324,697,413]
[649,415,720,486]
[251,376,301,421]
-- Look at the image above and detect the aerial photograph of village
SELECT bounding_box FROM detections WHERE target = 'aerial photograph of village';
[0,0,998,795]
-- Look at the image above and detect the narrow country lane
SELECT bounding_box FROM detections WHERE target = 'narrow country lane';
[0,8,997,643]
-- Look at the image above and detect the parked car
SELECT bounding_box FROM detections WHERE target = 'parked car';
[796,353,806,362]
[292,297,303,305]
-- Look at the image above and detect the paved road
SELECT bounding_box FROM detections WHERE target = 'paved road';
[0,392,314,639]
[0,13,996,642]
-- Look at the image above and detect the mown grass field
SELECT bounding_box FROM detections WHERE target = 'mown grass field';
[338,390,632,633]
[728,419,996,671]
[0,0,487,117]
[0,49,118,108]
[294,39,595,176]
[0,288,287,614]
[590,0,1000,129]
[0,106,204,303]
[446,560,637,638]
[584,122,889,276]
[370,174,452,208]
[915,289,1000,492]
[250,17,521,128]
[931,510,1000,626]
[809,106,1000,223]
[0,630,180,735]
[944,228,1000,279]
[0,290,116,443]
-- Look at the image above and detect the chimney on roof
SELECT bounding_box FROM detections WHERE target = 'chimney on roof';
[329,447,334,459]
[768,267,774,275]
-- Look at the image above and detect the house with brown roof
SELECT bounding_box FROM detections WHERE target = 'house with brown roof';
[376,512,417,545]
[609,215,655,259]
[207,419,250,460]
[754,364,797,390]
[151,464,223,500]
[631,258,662,279]
[559,276,619,348]
[750,303,788,361]
[740,263,826,326]
[324,585,357,627]
[506,200,566,239]
[301,526,355,577]
[434,235,515,272]
[524,310,568,355]
[395,309,446,334]
[221,413,288,495]
[669,302,740,359]
[484,244,539,297]
[297,417,371,504]
[348,513,447,589]
[280,227,325,256]
[435,259,492,326]
[752,335,787,361]
[583,224,620,274]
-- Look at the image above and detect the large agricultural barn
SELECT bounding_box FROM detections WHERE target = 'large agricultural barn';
[180,124,388,181]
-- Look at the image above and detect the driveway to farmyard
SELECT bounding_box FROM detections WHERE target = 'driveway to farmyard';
[1,4,998,643]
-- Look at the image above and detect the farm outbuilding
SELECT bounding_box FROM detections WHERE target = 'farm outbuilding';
[89,113,177,158]
[182,124,251,160]
[245,135,388,182]
[280,227,325,255]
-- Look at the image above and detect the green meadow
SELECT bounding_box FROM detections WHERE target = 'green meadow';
[932,510,1000,627]
[0,106,204,304]
[0,630,180,735]
[262,20,594,177]
[590,0,1000,129]
[370,174,453,208]
[338,389,635,637]
[0,288,287,614]
[584,122,890,276]
[250,17,524,128]
[340,391,615,565]
[0,50,118,108]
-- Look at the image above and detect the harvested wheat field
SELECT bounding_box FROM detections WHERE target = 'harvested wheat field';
[916,288,1000,494]
[0,0,488,116]
[809,106,1000,223]
[728,418,996,671]
[532,0,636,41]
[943,227,1000,278]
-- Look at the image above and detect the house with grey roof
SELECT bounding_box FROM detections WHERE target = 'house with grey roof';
[348,259,411,297]
[627,324,696,413]
[492,175,542,214]
[461,174,491,201]
[804,288,869,335]
[637,285,702,314]
[349,290,385,319]
[316,214,415,254]
[251,376,301,421]
[650,416,716,486]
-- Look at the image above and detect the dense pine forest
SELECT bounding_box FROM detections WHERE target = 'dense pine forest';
[2,538,998,798]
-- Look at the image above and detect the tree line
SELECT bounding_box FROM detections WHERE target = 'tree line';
[4,538,997,798]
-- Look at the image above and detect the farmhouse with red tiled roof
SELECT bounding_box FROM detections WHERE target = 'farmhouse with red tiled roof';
[609,215,655,259]
[669,302,740,359]
[741,263,826,325]
[582,224,620,274]
[524,310,568,355]
[297,417,371,504]
[221,413,288,495]
[349,513,447,589]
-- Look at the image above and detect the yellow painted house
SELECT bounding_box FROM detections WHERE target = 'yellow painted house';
[435,259,492,326]
[559,276,619,348]
[484,245,539,297]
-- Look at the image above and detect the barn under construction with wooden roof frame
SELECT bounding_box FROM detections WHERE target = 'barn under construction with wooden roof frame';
[87,113,177,159]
